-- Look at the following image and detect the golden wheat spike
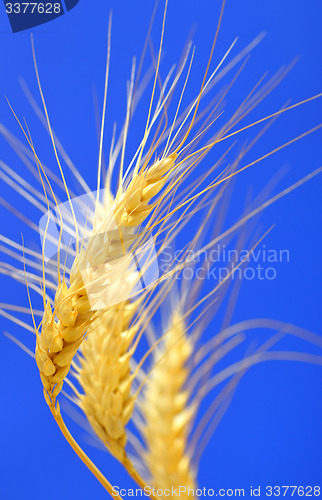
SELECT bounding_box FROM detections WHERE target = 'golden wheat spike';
[37,146,179,404]
[74,303,148,496]
[75,303,137,461]
[141,308,196,493]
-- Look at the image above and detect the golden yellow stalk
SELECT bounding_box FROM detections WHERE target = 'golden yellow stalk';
[30,8,186,487]
[34,242,123,496]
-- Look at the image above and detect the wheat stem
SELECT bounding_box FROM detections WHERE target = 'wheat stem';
[49,402,121,498]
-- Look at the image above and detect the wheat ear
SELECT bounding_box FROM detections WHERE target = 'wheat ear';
[34,240,126,497]
[141,308,196,493]
[35,145,177,405]
[75,302,137,461]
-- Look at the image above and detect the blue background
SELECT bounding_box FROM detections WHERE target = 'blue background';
[0,0,321,499]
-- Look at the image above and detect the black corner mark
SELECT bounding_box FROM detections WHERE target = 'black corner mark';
[3,0,80,33]
[63,0,79,12]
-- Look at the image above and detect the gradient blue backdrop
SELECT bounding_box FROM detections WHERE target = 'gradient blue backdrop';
[0,1,321,499]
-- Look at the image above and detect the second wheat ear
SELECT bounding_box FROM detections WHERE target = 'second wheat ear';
[142,308,196,492]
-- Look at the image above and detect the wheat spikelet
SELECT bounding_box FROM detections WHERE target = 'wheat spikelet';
[141,308,196,493]
[114,153,178,227]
